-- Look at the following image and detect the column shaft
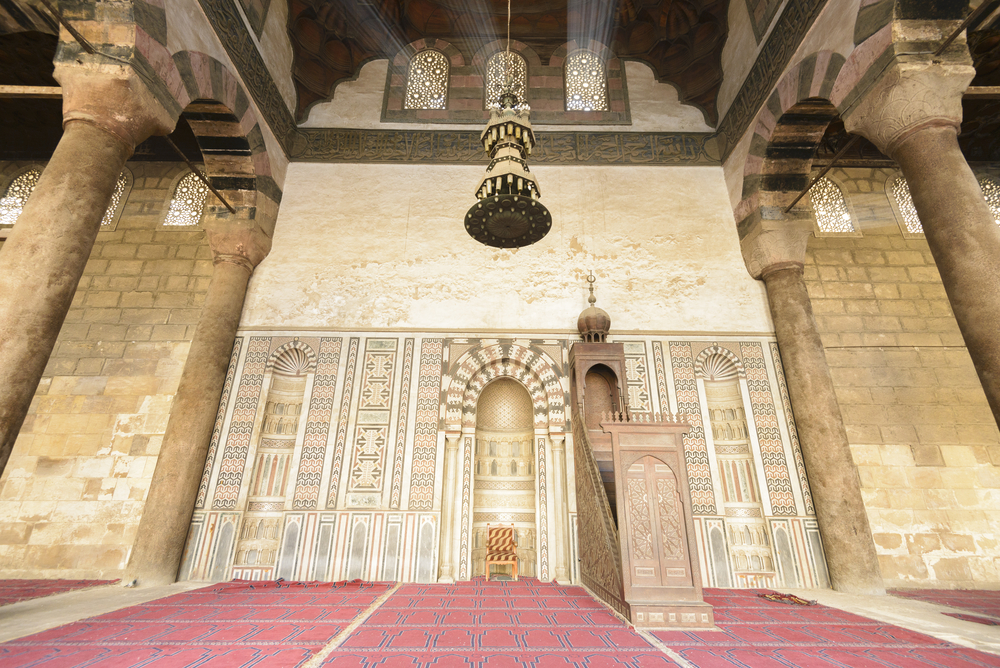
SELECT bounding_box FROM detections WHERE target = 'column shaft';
[893,127,1000,426]
[437,437,461,583]
[125,259,252,585]
[0,120,131,473]
[763,264,884,595]
[550,437,570,583]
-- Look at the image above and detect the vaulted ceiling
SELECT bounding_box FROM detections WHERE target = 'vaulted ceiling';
[288,0,729,123]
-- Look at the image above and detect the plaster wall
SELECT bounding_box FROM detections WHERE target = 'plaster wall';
[241,162,772,334]
[0,163,210,579]
[165,0,289,186]
[300,60,713,133]
[253,0,296,116]
[804,167,1000,589]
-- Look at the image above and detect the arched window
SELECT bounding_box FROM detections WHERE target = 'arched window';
[164,172,209,226]
[978,175,1000,225]
[808,177,855,233]
[101,170,131,227]
[0,169,41,226]
[486,51,527,107]
[890,176,923,234]
[565,50,607,111]
[404,49,449,110]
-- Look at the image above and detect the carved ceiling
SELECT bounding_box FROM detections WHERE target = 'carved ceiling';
[287,0,728,123]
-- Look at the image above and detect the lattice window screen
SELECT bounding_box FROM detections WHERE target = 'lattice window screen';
[891,176,923,234]
[405,50,450,110]
[165,172,209,226]
[565,51,607,112]
[0,170,41,226]
[486,51,527,107]
[809,177,855,233]
[978,175,1000,225]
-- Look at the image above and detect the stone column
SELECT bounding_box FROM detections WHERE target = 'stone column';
[762,263,885,595]
[0,66,175,475]
[437,432,462,583]
[549,432,570,583]
[843,51,1000,427]
[125,227,270,585]
[742,220,885,595]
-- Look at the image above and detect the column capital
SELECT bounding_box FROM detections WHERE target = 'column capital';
[740,212,814,280]
[444,431,462,448]
[205,224,273,271]
[548,432,566,448]
[842,48,974,158]
[55,64,177,153]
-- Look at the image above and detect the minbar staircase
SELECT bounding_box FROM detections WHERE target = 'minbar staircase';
[572,408,715,628]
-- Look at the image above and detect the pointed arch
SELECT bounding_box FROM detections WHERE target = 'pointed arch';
[446,342,566,432]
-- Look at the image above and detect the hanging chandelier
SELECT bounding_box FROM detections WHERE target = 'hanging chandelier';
[463,4,552,248]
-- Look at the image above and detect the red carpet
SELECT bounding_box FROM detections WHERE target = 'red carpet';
[0,579,118,607]
[0,579,392,667]
[655,588,1000,667]
[892,589,1000,621]
[3,580,1000,667]
[319,578,675,666]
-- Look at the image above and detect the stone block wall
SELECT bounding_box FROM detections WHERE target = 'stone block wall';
[804,166,1000,589]
[0,162,210,579]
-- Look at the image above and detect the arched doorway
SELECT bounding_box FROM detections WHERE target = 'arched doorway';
[472,378,538,578]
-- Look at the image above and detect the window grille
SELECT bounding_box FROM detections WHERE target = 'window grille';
[809,177,855,233]
[565,51,607,111]
[890,176,923,234]
[164,172,209,226]
[978,175,1000,225]
[486,51,527,107]
[0,170,41,226]
[404,49,449,110]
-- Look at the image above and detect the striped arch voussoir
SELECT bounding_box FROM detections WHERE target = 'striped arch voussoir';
[171,51,281,221]
[446,343,565,431]
[735,51,846,228]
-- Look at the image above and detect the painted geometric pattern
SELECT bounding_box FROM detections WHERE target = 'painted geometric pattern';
[409,339,443,511]
[293,338,342,509]
[769,342,814,514]
[651,341,671,415]
[740,342,796,515]
[537,437,549,581]
[390,339,415,508]
[448,342,565,429]
[348,343,398,492]
[213,337,270,509]
[327,338,360,508]
[622,342,651,412]
[668,342,716,515]
[197,337,242,509]
[459,435,474,580]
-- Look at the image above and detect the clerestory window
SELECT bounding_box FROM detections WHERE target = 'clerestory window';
[404,49,449,110]
[486,51,527,107]
[164,172,209,226]
[809,177,855,234]
[564,50,607,112]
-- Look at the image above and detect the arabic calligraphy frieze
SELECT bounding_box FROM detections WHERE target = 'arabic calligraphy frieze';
[289,129,720,165]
